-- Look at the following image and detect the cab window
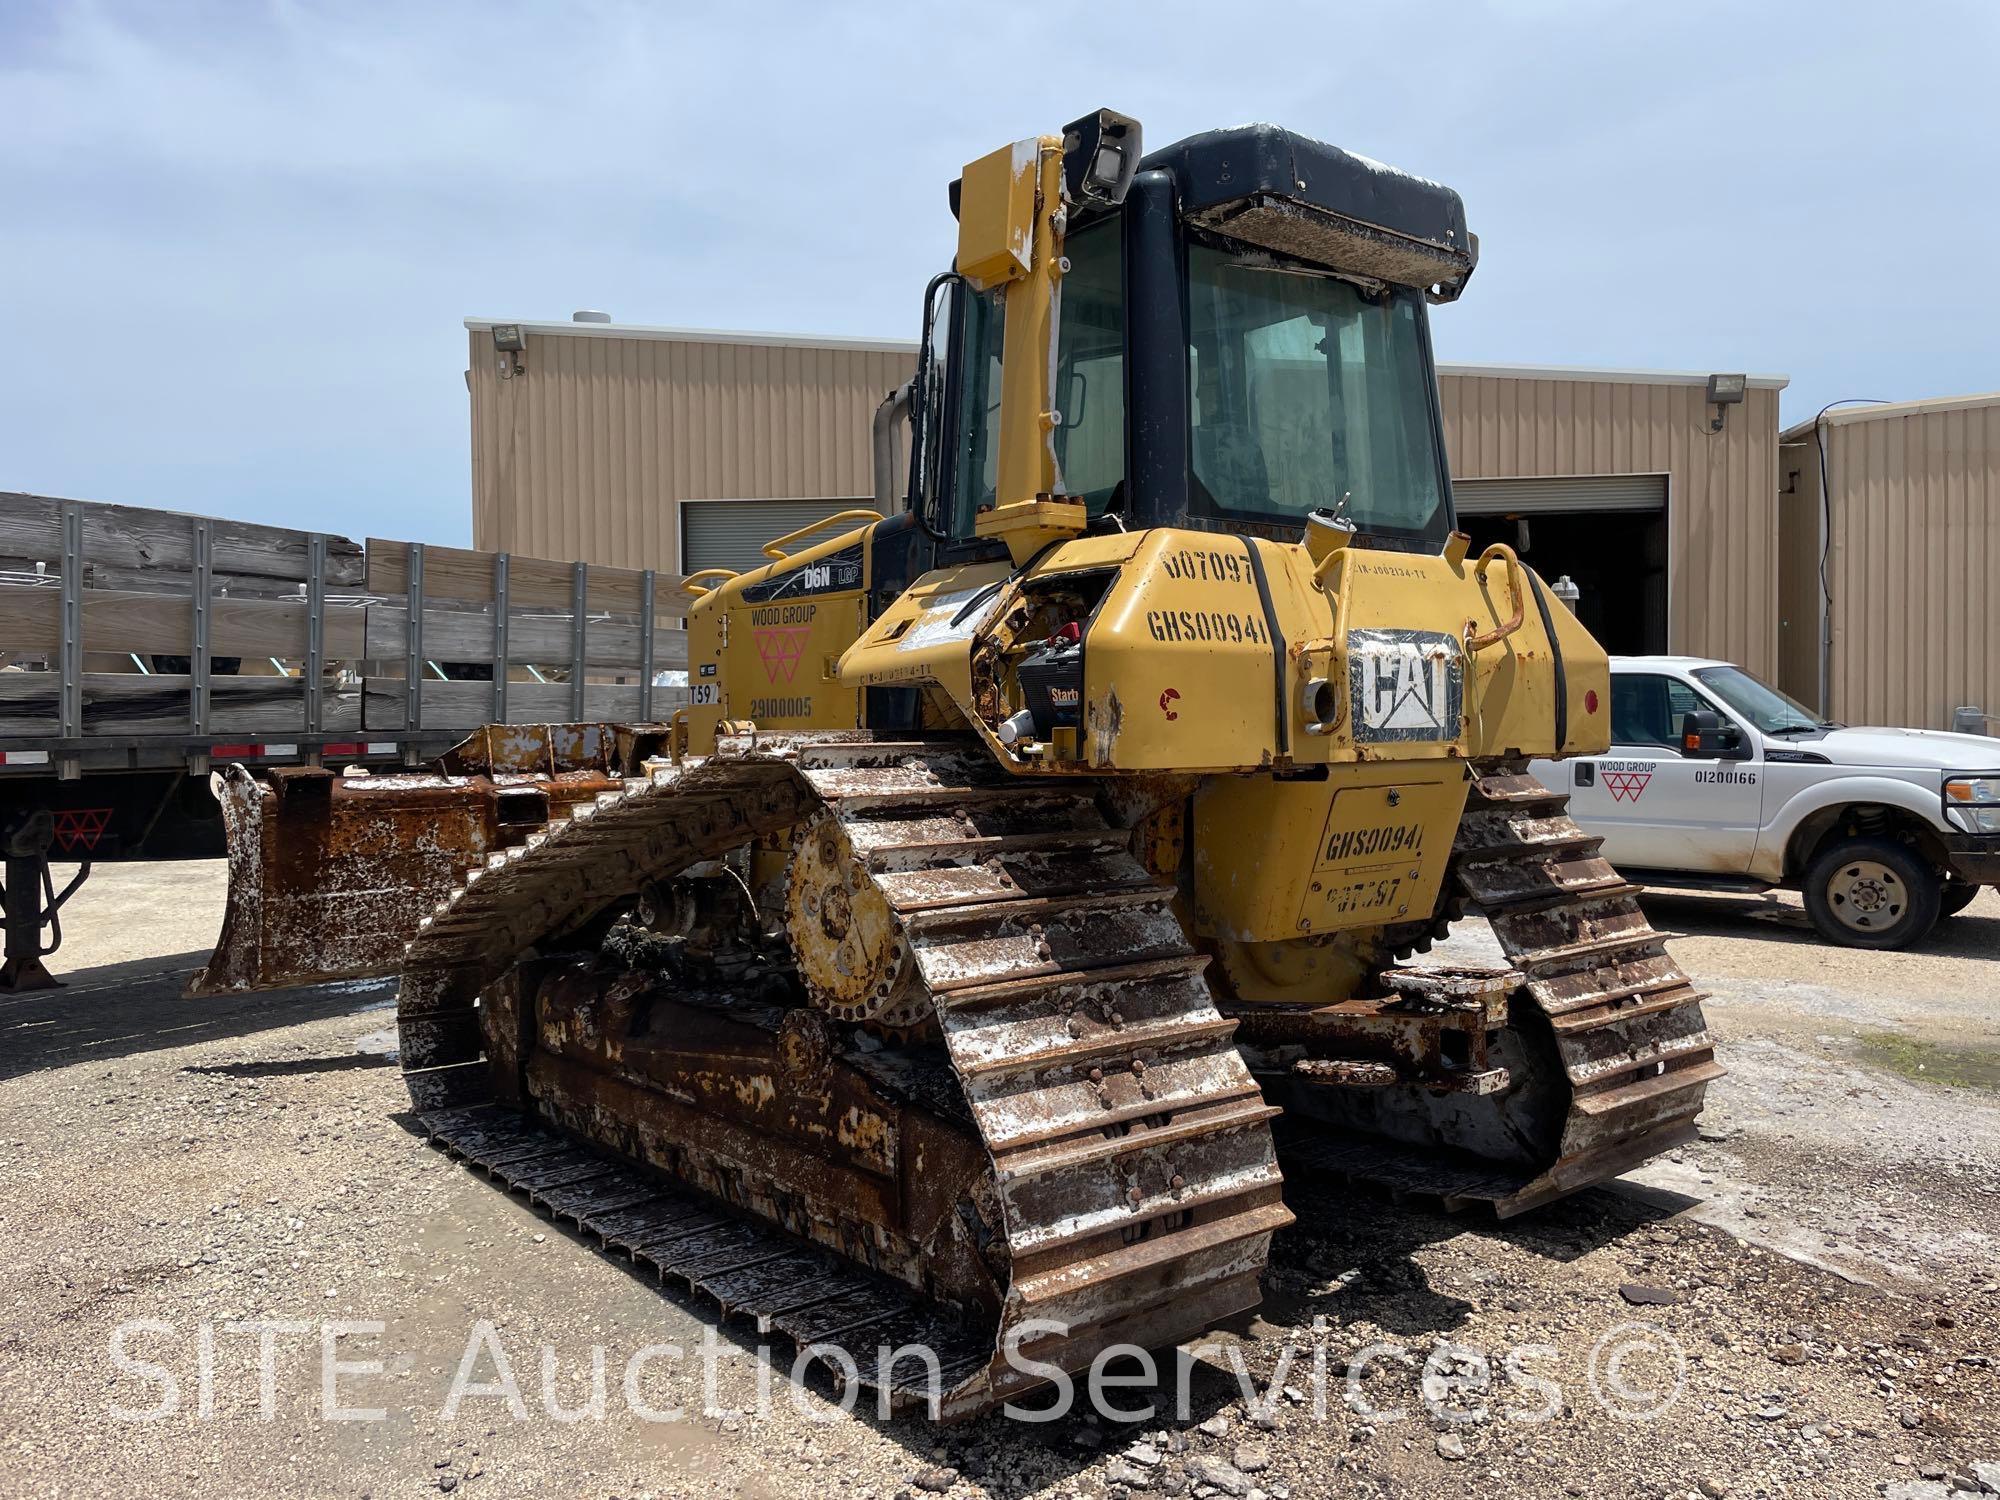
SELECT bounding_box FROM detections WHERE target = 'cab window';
[1186,244,1448,542]
[948,220,1124,540]
[1609,674,1709,752]
[1051,219,1124,510]
[948,287,1004,542]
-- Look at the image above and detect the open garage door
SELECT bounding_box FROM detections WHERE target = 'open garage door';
[680,498,881,575]
[1453,475,1669,657]
[1453,474,1666,516]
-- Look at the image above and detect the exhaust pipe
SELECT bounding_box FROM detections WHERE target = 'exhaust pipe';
[872,379,914,512]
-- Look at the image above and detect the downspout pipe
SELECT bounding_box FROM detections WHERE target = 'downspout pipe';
[1810,398,1888,718]
[872,380,915,512]
[1814,412,1832,718]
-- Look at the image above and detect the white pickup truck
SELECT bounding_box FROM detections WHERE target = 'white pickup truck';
[1530,656,2000,949]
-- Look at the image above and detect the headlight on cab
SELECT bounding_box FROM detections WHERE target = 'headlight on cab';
[1944,775,2000,834]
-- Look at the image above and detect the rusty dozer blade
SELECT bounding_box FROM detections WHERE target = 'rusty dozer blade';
[189,725,659,996]
[396,732,1289,1421]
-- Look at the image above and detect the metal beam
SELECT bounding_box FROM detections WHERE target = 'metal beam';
[305,532,327,736]
[405,542,426,732]
[57,501,82,740]
[639,569,656,722]
[492,552,510,724]
[569,561,588,722]
[191,518,213,737]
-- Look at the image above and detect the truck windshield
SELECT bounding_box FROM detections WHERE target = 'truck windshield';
[1692,664,1829,735]
[1187,244,1449,543]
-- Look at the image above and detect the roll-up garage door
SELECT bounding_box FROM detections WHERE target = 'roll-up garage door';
[1452,474,1667,516]
[680,499,882,575]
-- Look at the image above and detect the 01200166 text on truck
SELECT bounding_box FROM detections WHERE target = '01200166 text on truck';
[189,109,1722,1419]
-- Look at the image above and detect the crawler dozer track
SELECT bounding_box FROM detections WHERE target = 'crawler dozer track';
[1274,762,1724,1214]
[397,733,1289,1420]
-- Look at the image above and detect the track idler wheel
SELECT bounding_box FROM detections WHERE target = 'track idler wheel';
[783,812,930,1031]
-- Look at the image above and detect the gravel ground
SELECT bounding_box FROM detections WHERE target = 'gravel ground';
[1,861,1996,1500]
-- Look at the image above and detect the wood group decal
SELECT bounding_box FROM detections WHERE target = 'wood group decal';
[754,627,811,684]
[1602,764,1653,802]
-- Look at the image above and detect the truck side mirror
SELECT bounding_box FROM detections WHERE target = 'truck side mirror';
[1680,709,1744,758]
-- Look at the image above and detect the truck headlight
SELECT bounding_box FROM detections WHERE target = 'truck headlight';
[1944,776,2000,833]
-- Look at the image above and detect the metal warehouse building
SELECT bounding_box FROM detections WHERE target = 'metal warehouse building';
[1780,393,2000,729]
[466,317,1787,679]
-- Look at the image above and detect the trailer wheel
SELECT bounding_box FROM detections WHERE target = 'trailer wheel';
[1803,836,1941,949]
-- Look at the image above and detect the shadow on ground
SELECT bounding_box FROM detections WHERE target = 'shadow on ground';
[396,1094,1676,1493]
[1637,889,2000,959]
[0,949,396,1080]
[184,1051,399,1077]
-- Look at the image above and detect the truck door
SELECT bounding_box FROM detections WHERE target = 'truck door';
[1564,671,1763,876]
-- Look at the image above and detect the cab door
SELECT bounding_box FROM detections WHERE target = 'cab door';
[1563,671,1763,876]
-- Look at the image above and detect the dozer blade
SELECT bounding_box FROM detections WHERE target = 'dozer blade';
[189,727,647,996]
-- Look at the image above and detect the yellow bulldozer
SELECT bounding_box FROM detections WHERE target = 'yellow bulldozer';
[195,112,1719,1418]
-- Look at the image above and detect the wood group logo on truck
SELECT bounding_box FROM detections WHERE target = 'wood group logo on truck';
[1600,761,1654,803]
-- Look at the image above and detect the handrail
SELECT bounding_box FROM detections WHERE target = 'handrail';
[680,567,738,599]
[760,508,882,562]
[1466,543,1527,651]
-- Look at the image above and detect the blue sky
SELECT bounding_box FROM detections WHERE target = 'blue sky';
[4,1,1995,545]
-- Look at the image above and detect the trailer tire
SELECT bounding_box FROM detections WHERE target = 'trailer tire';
[1803,836,1941,949]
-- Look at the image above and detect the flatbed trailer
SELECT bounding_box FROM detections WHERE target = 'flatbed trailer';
[0,489,689,987]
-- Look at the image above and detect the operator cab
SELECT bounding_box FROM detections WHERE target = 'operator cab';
[904,121,1477,563]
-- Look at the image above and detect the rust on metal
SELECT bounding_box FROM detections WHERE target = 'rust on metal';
[1292,1057,1397,1087]
[1254,760,1721,1216]
[191,729,642,995]
[388,730,1288,1419]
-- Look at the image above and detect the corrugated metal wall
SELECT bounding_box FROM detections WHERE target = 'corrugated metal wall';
[1813,399,2000,729]
[469,327,915,576]
[681,498,882,574]
[1437,372,1783,680]
[469,330,1787,683]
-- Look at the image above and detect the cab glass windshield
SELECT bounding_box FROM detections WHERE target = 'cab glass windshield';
[1692,664,1827,735]
[1186,244,1448,542]
[949,221,1124,539]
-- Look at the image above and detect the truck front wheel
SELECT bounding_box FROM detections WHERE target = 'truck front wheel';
[1803,837,1942,949]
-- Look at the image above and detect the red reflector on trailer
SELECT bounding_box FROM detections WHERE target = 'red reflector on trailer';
[210,743,261,758]
[321,741,366,756]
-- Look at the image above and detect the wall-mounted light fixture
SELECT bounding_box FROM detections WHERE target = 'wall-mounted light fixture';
[1706,372,1747,432]
[492,324,526,379]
